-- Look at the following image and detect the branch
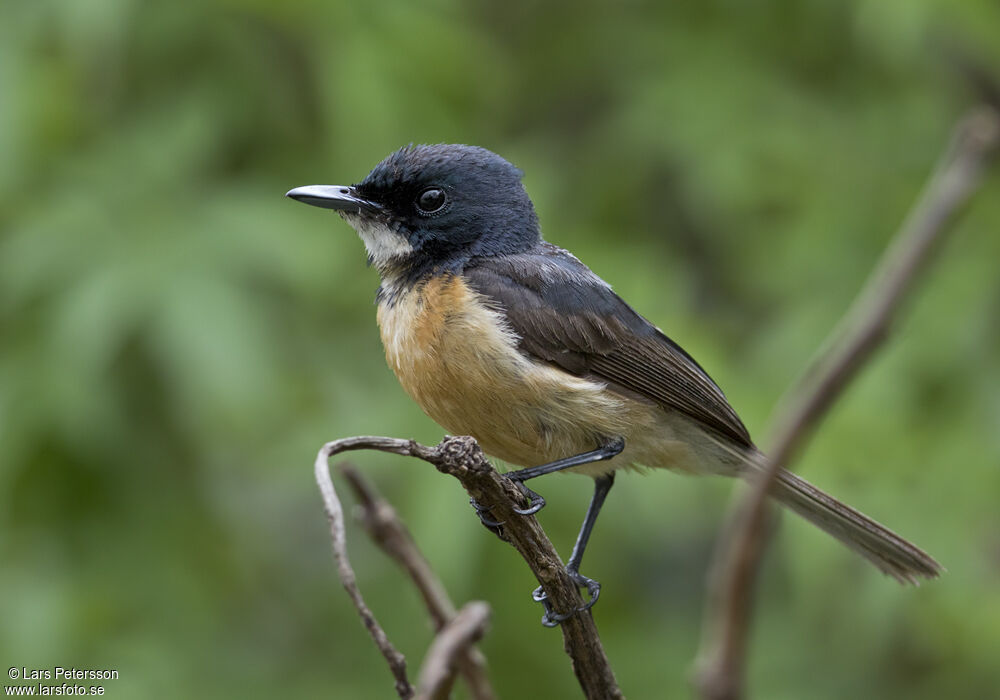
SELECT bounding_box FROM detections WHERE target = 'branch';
[314,447,413,699]
[315,436,624,700]
[340,464,495,700]
[415,602,492,700]
[695,105,1000,700]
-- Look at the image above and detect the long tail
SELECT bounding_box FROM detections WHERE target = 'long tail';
[767,468,942,583]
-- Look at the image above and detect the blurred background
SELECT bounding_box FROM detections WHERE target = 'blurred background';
[3,1,1000,698]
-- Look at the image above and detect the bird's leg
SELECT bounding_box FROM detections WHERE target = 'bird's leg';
[504,437,624,515]
[533,473,615,626]
[468,437,624,598]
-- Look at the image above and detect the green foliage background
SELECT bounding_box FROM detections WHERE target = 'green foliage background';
[3,1,1000,698]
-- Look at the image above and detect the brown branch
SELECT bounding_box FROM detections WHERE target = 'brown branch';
[340,464,495,700]
[694,105,1000,700]
[415,602,492,700]
[314,447,414,699]
[315,435,624,700]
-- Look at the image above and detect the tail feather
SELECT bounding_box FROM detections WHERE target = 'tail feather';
[768,468,942,584]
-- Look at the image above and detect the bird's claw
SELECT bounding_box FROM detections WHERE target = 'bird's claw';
[533,586,573,627]
[531,569,602,627]
[469,498,503,529]
[510,481,546,516]
[569,570,602,611]
[469,479,545,527]
[469,479,545,537]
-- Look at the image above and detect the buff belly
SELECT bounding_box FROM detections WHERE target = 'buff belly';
[377,274,725,477]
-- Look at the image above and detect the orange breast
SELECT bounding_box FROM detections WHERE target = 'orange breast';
[375,274,671,470]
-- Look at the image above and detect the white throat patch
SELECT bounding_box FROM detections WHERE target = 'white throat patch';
[341,213,413,271]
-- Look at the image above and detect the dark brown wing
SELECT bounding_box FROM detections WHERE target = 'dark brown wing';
[463,243,752,448]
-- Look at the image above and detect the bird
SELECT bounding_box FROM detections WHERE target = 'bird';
[286,143,941,624]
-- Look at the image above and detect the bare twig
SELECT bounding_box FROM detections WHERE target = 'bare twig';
[415,602,492,700]
[316,436,624,700]
[340,464,495,700]
[695,106,1000,700]
[314,448,414,698]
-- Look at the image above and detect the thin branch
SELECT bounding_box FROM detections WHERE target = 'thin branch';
[316,435,624,700]
[314,447,414,698]
[415,602,492,700]
[695,105,1000,700]
[768,105,1000,470]
[340,464,495,700]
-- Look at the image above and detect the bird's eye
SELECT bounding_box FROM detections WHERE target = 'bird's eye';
[416,187,447,214]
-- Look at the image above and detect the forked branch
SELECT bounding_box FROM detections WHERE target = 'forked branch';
[316,436,623,700]
[340,464,495,700]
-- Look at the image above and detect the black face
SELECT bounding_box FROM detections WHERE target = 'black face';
[287,144,542,273]
[356,144,541,260]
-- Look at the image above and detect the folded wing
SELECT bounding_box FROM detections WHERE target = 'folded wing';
[463,243,752,449]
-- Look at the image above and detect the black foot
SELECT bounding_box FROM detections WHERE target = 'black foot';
[469,498,503,529]
[468,480,546,539]
[531,569,602,627]
[510,481,546,516]
[569,569,602,611]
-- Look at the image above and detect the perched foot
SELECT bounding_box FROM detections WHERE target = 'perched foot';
[568,569,602,611]
[469,478,545,529]
[469,498,503,530]
[468,480,545,537]
[531,568,602,627]
[509,480,546,516]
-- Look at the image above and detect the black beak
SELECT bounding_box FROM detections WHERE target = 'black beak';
[285,185,382,214]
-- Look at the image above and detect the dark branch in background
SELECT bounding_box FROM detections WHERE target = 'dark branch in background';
[340,464,495,700]
[314,447,414,699]
[315,436,624,700]
[695,104,1000,700]
[415,602,492,700]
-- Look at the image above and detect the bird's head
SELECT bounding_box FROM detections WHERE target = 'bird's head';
[287,144,540,280]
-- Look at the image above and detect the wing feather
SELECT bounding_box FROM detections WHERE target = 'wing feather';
[463,243,752,448]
